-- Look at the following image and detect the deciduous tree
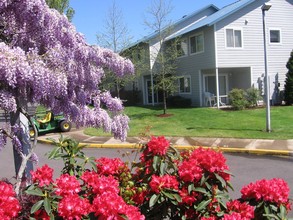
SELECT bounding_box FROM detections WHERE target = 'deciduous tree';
[97,0,135,98]
[144,0,179,114]
[0,0,134,193]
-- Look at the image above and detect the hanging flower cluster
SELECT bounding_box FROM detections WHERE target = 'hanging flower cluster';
[0,136,291,219]
[0,0,134,141]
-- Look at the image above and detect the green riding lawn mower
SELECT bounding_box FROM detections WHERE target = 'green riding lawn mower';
[29,111,72,138]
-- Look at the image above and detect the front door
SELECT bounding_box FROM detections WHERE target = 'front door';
[146,79,163,104]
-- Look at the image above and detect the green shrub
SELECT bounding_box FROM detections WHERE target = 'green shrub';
[167,95,191,107]
[246,87,262,107]
[228,88,248,110]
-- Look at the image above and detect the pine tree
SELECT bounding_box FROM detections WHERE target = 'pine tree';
[284,50,293,105]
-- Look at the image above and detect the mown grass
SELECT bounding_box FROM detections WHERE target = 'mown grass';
[84,106,293,140]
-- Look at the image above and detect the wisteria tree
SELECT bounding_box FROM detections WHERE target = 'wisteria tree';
[0,0,134,193]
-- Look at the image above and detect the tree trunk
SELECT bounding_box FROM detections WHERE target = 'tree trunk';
[10,109,33,183]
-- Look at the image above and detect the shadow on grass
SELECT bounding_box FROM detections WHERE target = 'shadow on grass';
[186,126,263,132]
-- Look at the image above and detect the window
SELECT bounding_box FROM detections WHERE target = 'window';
[176,38,188,57]
[226,28,242,48]
[179,76,191,93]
[190,33,204,54]
[270,30,281,43]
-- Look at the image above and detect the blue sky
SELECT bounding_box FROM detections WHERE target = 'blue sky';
[70,0,237,45]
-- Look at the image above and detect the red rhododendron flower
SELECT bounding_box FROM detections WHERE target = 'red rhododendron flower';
[132,189,149,205]
[241,178,290,207]
[58,194,91,220]
[226,200,254,219]
[93,191,145,220]
[31,164,53,187]
[0,181,21,219]
[95,157,128,176]
[188,148,230,181]
[223,212,243,220]
[179,187,198,206]
[149,174,179,194]
[82,171,119,195]
[55,174,81,196]
[147,136,170,155]
[178,160,202,183]
[34,209,50,220]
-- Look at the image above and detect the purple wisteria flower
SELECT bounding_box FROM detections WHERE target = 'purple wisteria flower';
[0,0,135,141]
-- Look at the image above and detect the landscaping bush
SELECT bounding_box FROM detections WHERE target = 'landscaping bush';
[228,88,248,110]
[1,136,291,219]
[246,87,262,107]
[167,95,191,107]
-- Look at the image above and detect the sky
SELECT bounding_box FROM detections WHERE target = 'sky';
[70,0,237,46]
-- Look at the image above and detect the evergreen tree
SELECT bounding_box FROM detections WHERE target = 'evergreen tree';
[283,50,293,105]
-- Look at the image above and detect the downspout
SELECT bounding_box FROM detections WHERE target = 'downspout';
[214,24,220,109]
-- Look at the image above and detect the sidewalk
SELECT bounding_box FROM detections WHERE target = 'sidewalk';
[37,128,293,157]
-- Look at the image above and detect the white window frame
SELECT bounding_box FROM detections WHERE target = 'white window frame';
[189,32,204,55]
[176,38,188,58]
[225,27,243,49]
[269,29,282,44]
[178,75,191,94]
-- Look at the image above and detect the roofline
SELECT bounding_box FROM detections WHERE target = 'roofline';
[126,4,220,48]
[207,0,256,26]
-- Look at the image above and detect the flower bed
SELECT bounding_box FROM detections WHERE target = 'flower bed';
[0,136,291,219]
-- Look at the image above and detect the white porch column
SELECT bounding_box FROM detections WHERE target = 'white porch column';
[215,68,220,109]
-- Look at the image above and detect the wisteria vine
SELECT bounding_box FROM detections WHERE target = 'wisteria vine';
[0,0,134,142]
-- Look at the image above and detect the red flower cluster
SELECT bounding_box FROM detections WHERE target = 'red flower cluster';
[190,148,230,181]
[147,136,170,155]
[226,200,254,219]
[55,174,81,196]
[81,170,144,219]
[58,194,91,220]
[241,178,291,206]
[179,187,198,206]
[82,171,119,195]
[31,164,53,187]
[178,160,202,183]
[178,147,230,183]
[149,174,179,194]
[0,181,21,219]
[95,157,128,176]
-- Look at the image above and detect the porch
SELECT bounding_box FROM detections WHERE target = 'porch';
[200,67,254,107]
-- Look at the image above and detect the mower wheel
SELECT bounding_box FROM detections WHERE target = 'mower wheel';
[60,121,72,132]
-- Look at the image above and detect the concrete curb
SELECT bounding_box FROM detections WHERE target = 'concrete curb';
[38,139,293,157]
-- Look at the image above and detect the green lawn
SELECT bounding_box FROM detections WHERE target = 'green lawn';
[84,106,293,139]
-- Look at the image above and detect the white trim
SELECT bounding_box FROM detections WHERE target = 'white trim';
[269,28,282,44]
[178,75,192,94]
[224,27,243,49]
[189,32,204,55]
[199,70,203,106]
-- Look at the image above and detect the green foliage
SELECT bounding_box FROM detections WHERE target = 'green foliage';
[167,95,191,107]
[246,87,262,107]
[46,135,96,176]
[45,0,75,21]
[283,50,293,105]
[228,88,248,110]
[228,87,262,110]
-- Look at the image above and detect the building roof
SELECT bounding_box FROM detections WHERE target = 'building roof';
[167,0,256,40]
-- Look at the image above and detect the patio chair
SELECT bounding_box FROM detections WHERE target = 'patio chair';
[204,92,216,107]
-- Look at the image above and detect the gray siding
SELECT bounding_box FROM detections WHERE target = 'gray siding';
[175,26,216,105]
[216,0,293,97]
